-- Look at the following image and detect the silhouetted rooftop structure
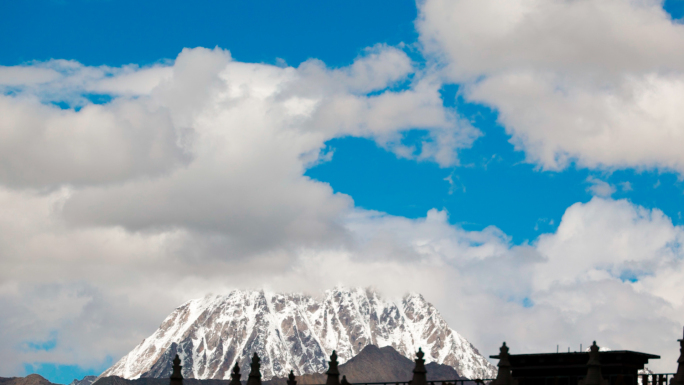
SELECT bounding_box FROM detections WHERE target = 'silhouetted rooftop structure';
[671,328,684,385]
[326,350,341,385]
[170,354,183,385]
[162,333,684,385]
[288,370,297,385]
[490,341,658,385]
[410,348,428,385]
[491,342,517,385]
[229,362,241,385]
[247,353,262,385]
[578,342,609,385]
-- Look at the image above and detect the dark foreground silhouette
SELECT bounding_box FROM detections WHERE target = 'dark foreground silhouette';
[143,328,684,385]
[91,345,462,385]
[487,330,684,385]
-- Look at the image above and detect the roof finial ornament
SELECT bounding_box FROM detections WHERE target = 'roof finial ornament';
[326,350,340,385]
[246,353,262,385]
[229,361,241,385]
[170,354,183,385]
[491,342,517,385]
[579,341,608,385]
[287,370,297,385]
[410,348,428,385]
[672,328,684,385]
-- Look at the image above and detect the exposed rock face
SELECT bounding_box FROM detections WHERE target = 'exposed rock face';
[101,288,495,381]
[70,376,98,385]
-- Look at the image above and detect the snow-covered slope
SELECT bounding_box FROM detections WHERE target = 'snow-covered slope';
[101,288,495,381]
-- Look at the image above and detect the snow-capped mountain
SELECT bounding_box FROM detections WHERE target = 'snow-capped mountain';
[101,288,495,381]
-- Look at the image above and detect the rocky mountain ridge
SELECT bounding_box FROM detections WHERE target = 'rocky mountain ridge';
[101,288,495,380]
[70,376,97,385]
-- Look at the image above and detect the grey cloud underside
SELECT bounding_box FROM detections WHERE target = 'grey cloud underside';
[101,288,495,381]
[0,96,190,188]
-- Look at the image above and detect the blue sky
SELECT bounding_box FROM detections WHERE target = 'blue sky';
[307,85,684,243]
[0,0,417,67]
[3,0,684,383]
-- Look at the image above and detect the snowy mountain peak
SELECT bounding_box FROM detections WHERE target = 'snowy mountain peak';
[100,288,495,381]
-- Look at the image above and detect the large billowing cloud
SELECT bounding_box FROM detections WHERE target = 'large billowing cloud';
[0,45,481,375]
[417,0,684,172]
[337,199,684,372]
[6,188,683,374]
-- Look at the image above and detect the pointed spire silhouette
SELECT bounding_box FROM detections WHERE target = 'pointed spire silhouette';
[229,361,241,385]
[672,328,684,385]
[170,354,183,385]
[579,341,608,385]
[410,348,428,385]
[287,370,297,385]
[247,353,262,385]
[341,375,350,385]
[326,350,340,385]
[491,342,517,385]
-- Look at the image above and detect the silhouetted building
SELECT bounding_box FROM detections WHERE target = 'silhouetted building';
[490,342,658,385]
[672,328,684,385]
[161,337,678,385]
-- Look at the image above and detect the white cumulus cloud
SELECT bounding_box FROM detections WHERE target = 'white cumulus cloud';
[0,45,480,375]
[417,0,684,173]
